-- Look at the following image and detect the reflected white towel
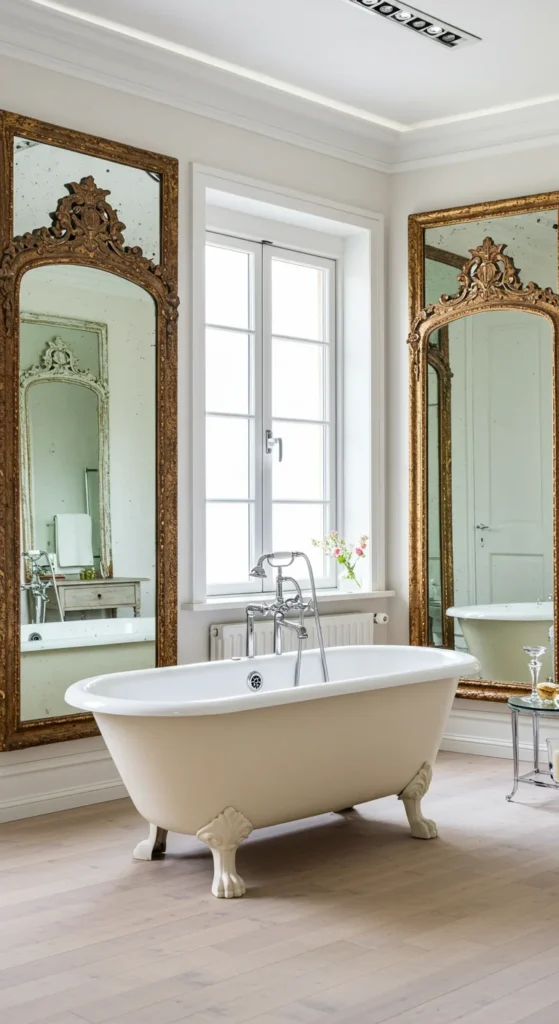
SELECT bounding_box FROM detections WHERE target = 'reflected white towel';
[55,513,94,567]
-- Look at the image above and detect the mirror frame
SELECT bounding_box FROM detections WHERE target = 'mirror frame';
[409,193,559,702]
[20,326,112,580]
[0,109,178,749]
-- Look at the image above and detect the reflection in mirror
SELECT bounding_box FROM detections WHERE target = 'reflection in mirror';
[427,307,553,685]
[19,265,156,722]
[427,362,441,645]
[13,136,161,263]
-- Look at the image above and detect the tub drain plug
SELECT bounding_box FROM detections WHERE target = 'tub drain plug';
[247,671,263,691]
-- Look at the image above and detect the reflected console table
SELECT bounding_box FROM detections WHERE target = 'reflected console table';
[46,577,148,619]
[507,696,559,801]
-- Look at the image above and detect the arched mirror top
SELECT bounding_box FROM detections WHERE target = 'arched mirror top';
[409,236,559,379]
[2,174,179,321]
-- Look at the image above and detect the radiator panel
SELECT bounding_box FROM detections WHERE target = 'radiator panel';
[210,612,375,661]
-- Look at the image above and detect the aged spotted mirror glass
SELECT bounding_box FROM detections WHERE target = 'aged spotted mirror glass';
[410,196,559,702]
[0,110,178,749]
[426,309,553,683]
[19,266,157,723]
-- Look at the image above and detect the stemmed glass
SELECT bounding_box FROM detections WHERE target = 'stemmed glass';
[523,645,547,703]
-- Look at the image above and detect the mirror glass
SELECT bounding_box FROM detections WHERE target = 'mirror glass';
[427,306,553,685]
[19,264,157,721]
[425,209,559,302]
[14,136,161,262]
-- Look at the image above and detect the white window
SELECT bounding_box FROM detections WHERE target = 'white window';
[205,233,337,594]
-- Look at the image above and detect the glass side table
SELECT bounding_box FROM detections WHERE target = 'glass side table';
[507,696,559,801]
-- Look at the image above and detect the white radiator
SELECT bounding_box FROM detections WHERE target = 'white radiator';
[210,612,378,661]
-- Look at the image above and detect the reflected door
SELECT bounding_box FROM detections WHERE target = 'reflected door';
[469,312,553,603]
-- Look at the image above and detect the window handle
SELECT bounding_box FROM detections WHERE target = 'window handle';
[266,429,283,463]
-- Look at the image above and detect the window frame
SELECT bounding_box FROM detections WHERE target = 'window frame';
[189,164,386,610]
[204,233,338,596]
[204,232,263,596]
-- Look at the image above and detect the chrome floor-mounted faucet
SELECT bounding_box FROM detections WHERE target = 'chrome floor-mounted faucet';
[245,551,329,686]
[21,550,63,623]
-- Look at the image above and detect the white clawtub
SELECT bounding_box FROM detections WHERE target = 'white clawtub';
[447,603,553,682]
[66,645,478,898]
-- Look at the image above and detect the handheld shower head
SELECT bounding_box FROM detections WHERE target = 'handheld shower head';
[249,562,267,579]
[249,552,297,579]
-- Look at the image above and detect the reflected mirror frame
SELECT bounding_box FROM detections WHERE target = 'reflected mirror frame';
[409,193,559,703]
[0,109,178,750]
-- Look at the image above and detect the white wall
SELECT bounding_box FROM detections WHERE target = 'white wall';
[0,54,391,817]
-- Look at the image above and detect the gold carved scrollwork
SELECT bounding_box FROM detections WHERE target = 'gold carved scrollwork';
[0,109,179,749]
[409,209,559,702]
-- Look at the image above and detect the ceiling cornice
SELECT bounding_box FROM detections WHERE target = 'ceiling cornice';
[0,0,397,173]
[3,0,559,174]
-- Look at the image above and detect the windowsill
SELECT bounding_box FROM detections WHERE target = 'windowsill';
[181,589,395,612]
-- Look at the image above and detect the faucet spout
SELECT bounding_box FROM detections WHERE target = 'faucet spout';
[274,612,308,644]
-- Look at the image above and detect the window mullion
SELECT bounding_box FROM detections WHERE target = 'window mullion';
[252,243,265,591]
[261,244,274,577]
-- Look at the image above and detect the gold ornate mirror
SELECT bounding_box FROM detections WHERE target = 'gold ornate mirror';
[409,194,559,701]
[0,111,178,749]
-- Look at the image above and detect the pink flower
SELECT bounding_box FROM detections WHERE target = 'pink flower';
[355,547,364,557]
[333,547,341,556]
[360,535,368,544]
[330,530,338,537]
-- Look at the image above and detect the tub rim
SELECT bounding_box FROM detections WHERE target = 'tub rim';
[446,602,553,622]
[65,644,479,717]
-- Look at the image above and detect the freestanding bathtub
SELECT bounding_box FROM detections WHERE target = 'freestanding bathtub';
[447,603,553,683]
[66,645,478,898]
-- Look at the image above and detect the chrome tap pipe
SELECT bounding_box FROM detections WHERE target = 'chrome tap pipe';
[247,551,329,684]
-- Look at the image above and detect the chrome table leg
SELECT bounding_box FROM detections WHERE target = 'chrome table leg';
[506,707,520,802]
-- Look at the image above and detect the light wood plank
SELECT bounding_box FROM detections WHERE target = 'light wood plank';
[0,752,558,1024]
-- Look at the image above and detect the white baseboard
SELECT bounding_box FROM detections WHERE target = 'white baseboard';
[0,736,126,823]
[441,699,559,762]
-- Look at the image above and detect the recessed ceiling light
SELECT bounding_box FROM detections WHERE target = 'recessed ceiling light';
[345,0,481,49]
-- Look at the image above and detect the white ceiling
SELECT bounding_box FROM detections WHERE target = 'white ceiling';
[24,0,559,128]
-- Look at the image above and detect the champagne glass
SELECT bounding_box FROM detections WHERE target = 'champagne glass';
[523,646,547,703]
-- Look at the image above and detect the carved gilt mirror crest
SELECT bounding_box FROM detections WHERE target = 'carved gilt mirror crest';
[409,195,559,702]
[0,110,178,749]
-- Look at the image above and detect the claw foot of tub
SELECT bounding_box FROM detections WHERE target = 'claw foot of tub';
[196,807,253,899]
[398,762,438,840]
[133,824,168,860]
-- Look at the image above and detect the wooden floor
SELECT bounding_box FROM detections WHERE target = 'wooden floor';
[2,752,559,1023]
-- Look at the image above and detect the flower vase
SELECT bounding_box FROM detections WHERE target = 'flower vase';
[339,575,362,594]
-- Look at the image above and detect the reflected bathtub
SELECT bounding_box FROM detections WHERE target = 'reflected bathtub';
[21,618,155,721]
[66,644,478,898]
[446,603,553,683]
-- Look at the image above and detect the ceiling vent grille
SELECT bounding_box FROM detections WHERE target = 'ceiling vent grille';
[344,0,481,48]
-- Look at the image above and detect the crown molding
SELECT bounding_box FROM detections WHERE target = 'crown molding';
[396,98,559,172]
[2,0,559,174]
[0,0,397,173]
